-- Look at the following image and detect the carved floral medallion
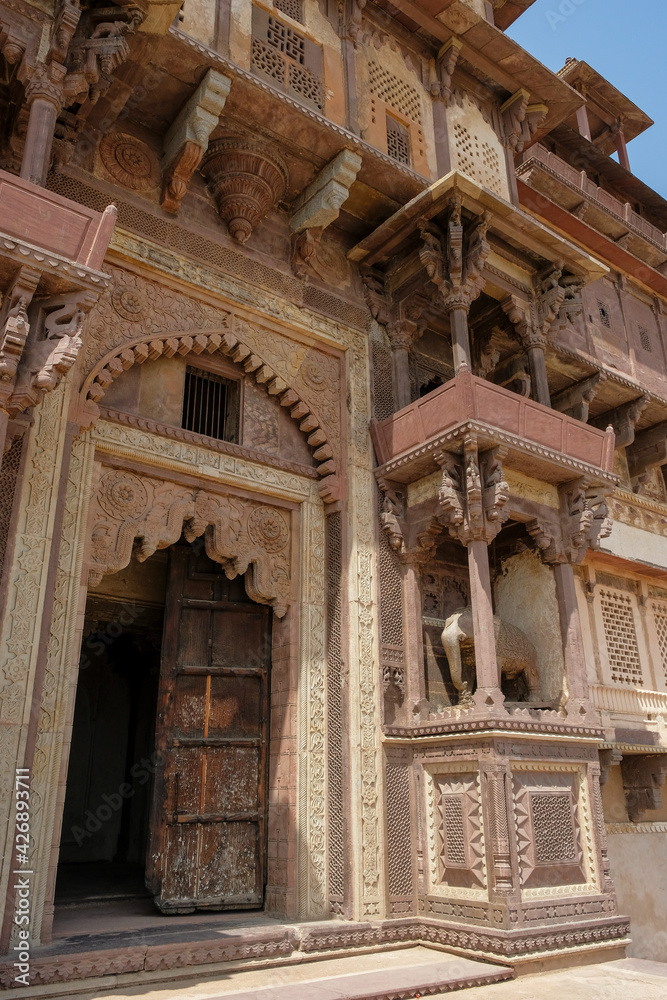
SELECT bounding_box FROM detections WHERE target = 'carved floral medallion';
[100,133,160,191]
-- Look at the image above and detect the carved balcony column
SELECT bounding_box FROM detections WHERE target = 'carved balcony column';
[21,65,65,186]
[501,294,551,407]
[527,478,614,718]
[362,272,426,411]
[417,198,492,373]
[378,479,438,719]
[436,439,510,709]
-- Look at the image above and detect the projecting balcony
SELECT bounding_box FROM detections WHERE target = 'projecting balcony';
[370,371,616,485]
[517,144,667,269]
[0,169,114,274]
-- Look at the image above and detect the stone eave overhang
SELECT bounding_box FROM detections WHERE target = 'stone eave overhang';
[517,178,667,301]
[372,0,583,143]
[372,416,618,488]
[557,59,654,145]
[348,170,608,284]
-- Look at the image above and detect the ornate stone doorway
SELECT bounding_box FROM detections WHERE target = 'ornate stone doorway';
[56,539,272,915]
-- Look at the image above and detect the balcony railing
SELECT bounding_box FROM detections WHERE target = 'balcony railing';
[371,371,616,484]
[517,144,667,256]
[0,169,114,270]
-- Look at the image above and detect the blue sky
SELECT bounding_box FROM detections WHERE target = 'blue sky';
[507,0,667,199]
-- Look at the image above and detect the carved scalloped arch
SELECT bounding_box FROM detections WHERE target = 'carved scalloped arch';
[80,327,340,499]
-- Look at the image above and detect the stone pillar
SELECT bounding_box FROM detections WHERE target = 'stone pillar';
[401,556,428,717]
[552,560,590,708]
[388,321,417,410]
[467,538,501,697]
[525,342,551,407]
[21,67,63,187]
[575,104,592,141]
[448,305,472,372]
[481,761,515,897]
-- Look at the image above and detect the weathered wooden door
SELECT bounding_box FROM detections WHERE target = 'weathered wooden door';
[146,544,270,913]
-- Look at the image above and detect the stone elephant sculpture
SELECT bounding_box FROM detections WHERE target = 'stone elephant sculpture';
[440,606,540,703]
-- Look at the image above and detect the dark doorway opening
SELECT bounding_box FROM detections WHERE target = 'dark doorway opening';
[55,556,166,907]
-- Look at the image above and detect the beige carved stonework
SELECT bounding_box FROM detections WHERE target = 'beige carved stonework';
[88,468,293,616]
[424,765,487,901]
[511,763,598,900]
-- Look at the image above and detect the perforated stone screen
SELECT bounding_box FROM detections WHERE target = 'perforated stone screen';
[368,61,422,124]
[653,602,667,683]
[599,588,644,686]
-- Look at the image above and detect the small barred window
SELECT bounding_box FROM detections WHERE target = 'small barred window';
[182,366,240,443]
[386,115,410,166]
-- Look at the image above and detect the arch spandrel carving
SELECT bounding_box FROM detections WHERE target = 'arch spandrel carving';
[89,469,293,617]
[77,265,345,501]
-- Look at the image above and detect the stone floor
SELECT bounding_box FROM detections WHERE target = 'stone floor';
[16,951,666,1000]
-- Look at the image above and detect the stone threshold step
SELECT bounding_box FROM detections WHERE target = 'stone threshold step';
[207,956,512,1000]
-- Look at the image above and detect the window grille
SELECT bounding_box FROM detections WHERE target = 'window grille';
[181,366,239,443]
[598,302,611,329]
[639,326,652,352]
[368,61,422,124]
[599,588,643,686]
[274,0,304,24]
[251,6,324,110]
[386,115,410,166]
[653,602,667,683]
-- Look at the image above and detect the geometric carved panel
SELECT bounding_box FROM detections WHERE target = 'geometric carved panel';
[652,601,667,683]
[599,588,644,687]
[513,770,587,893]
[427,769,486,896]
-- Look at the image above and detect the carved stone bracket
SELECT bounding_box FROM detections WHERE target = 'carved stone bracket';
[200,136,288,243]
[436,439,510,546]
[161,69,232,214]
[89,470,293,616]
[378,478,406,553]
[290,149,361,277]
[500,90,548,154]
[551,373,606,423]
[291,149,362,235]
[626,420,667,487]
[599,747,623,786]
[593,395,649,449]
[429,37,462,102]
[0,265,40,414]
[418,199,492,313]
[620,754,667,823]
[64,4,142,113]
[559,478,613,564]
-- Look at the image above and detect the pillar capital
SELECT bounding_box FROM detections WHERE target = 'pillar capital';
[436,440,510,547]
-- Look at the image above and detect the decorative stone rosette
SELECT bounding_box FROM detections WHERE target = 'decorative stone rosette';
[200,137,288,243]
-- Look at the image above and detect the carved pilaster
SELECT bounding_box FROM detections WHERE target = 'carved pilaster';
[481,763,515,896]
[592,395,649,448]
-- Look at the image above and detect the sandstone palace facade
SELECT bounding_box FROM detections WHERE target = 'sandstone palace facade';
[0,0,665,992]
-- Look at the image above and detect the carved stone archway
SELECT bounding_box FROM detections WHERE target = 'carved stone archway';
[80,327,342,502]
[89,467,294,616]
